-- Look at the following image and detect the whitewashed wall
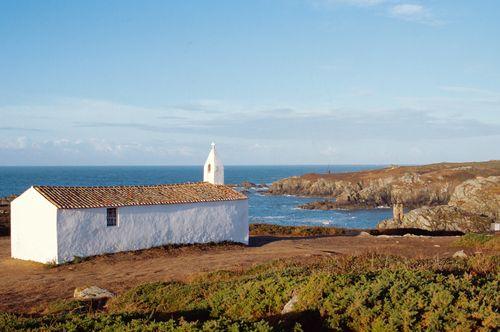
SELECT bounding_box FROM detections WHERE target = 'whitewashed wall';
[10,187,58,264]
[56,199,248,263]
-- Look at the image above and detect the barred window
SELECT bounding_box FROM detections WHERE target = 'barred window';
[107,208,117,227]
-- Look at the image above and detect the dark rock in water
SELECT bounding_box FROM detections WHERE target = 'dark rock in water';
[299,200,377,210]
[241,181,256,189]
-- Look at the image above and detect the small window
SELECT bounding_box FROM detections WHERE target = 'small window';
[207,164,211,173]
[107,208,117,227]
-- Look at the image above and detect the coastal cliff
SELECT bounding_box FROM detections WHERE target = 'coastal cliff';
[269,161,499,232]
[269,161,500,210]
[378,176,499,232]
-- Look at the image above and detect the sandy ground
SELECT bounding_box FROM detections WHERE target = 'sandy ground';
[0,234,476,313]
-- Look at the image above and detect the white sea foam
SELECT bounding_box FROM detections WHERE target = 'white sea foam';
[258,216,286,220]
[300,219,332,225]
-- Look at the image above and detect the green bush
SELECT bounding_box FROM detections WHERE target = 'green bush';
[1,255,498,331]
[454,233,500,250]
[298,269,499,331]
[249,223,345,236]
[0,313,275,332]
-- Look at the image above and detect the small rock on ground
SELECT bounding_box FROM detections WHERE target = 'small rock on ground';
[74,286,114,300]
[453,250,468,258]
[281,294,299,314]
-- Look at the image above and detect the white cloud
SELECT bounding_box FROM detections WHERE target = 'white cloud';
[312,0,442,25]
[1,137,28,150]
[320,146,338,157]
[390,3,424,16]
[388,3,440,25]
[439,86,500,96]
[1,95,498,165]
[315,0,386,7]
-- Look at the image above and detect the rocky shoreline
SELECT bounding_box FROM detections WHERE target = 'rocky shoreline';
[269,161,500,232]
[378,175,499,232]
[299,200,381,210]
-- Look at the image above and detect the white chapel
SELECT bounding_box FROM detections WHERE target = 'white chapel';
[10,143,248,264]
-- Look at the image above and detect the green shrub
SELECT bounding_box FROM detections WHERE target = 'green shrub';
[298,268,499,331]
[454,233,500,250]
[2,255,499,331]
[0,313,275,332]
[249,223,345,236]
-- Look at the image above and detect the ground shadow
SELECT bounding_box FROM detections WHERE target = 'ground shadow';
[369,228,464,236]
[249,227,464,247]
[249,235,336,247]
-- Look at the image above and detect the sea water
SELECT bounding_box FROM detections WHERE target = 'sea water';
[0,165,392,229]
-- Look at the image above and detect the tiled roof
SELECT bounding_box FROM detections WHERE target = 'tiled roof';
[33,182,247,209]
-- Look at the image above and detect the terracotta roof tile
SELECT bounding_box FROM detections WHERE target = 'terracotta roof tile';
[33,182,247,209]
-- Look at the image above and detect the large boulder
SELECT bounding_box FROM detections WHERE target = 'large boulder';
[378,205,492,233]
[378,176,499,233]
[74,286,114,301]
[449,176,499,221]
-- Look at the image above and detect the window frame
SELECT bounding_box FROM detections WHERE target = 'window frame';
[106,207,118,227]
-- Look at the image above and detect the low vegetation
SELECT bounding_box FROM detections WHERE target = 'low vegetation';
[1,254,499,331]
[249,223,346,237]
[453,233,500,250]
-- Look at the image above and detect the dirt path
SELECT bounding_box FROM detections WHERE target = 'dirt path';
[0,234,470,313]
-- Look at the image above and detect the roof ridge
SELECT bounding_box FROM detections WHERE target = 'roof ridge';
[33,181,209,189]
[31,182,246,209]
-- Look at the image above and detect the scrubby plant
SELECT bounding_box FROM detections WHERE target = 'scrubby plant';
[454,233,500,250]
[249,223,346,236]
[1,255,499,331]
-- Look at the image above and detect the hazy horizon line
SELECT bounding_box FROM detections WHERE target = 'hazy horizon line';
[1,159,498,168]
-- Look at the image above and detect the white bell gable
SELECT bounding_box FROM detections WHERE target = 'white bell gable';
[204,142,224,185]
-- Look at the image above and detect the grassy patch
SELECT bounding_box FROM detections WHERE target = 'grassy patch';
[1,254,499,331]
[454,233,500,250]
[250,223,346,236]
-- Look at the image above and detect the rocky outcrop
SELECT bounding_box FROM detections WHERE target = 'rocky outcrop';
[378,176,499,233]
[299,200,378,210]
[270,161,500,211]
[377,205,492,233]
[449,176,499,221]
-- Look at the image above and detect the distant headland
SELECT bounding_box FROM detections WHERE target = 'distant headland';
[269,160,500,233]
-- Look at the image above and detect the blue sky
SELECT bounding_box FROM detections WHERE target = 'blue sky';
[1,0,499,165]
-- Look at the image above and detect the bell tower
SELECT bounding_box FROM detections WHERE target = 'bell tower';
[204,142,224,185]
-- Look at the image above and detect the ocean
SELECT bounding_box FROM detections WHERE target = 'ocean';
[0,165,392,229]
